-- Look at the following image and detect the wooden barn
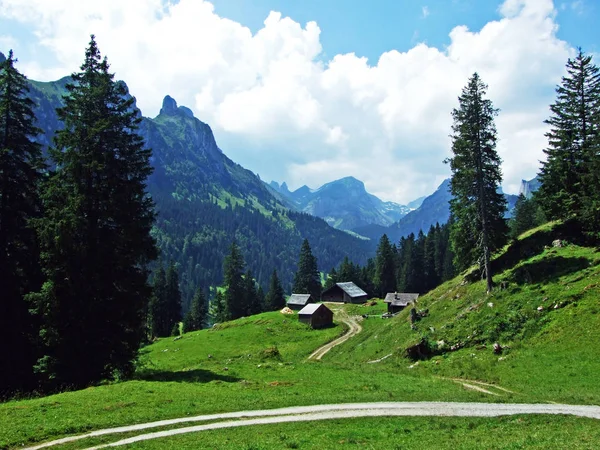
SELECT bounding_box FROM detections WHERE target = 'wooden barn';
[321,282,368,304]
[286,294,314,310]
[298,303,333,329]
[384,292,419,314]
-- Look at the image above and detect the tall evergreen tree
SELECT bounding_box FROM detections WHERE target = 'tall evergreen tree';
[446,73,507,292]
[0,50,44,395]
[29,36,157,388]
[149,265,168,338]
[538,49,600,233]
[182,288,207,333]
[374,234,396,297]
[244,270,262,316]
[423,225,440,291]
[165,262,182,335]
[293,239,321,300]
[223,240,246,320]
[510,194,543,239]
[265,269,286,311]
[209,290,227,325]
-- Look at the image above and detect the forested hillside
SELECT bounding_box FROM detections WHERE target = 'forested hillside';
[27,82,371,308]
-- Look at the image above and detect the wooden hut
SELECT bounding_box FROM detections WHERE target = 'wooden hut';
[287,293,313,310]
[298,303,333,329]
[321,282,368,304]
[384,292,419,314]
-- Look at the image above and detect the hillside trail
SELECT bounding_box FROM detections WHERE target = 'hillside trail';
[307,303,362,360]
[23,402,600,450]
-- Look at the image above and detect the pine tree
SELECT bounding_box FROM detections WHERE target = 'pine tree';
[209,290,227,324]
[0,50,44,395]
[29,36,157,388]
[165,262,182,335]
[149,265,168,338]
[423,226,439,292]
[324,267,338,289]
[182,288,207,333]
[223,240,246,320]
[510,194,542,239]
[538,49,600,232]
[244,270,262,316]
[374,234,396,297]
[293,239,321,300]
[265,269,285,311]
[446,73,507,292]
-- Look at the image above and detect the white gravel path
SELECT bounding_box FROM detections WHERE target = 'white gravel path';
[23,402,600,450]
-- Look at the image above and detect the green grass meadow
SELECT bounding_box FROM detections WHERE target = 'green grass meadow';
[2,222,600,448]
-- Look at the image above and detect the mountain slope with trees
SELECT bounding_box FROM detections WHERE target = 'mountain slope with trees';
[25,77,371,309]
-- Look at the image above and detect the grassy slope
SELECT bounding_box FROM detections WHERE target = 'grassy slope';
[0,313,478,448]
[328,222,600,404]
[2,222,600,448]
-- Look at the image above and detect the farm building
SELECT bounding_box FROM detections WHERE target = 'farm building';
[287,293,314,310]
[298,303,334,329]
[384,292,419,314]
[322,282,368,304]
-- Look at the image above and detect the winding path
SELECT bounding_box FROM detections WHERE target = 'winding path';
[23,402,600,450]
[308,304,362,360]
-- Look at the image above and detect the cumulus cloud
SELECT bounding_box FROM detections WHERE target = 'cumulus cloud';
[0,0,572,203]
[422,6,431,18]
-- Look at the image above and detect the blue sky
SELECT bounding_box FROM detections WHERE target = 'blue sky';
[208,0,598,61]
[0,0,597,203]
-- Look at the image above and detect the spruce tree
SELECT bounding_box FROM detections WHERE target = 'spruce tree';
[243,270,262,316]
[223,240,246,320]
[446,73,507,292]
[0,50,44,395]
[265,269,286,311]
[538,49,600,232]
[165,262,182,335]
[209,290,227,324]
[29,36,157,388]
[510,194,542,239]
[293,239,321,300]
[149,266,168,338]
[374,234,396,297]
[182,288,207,333]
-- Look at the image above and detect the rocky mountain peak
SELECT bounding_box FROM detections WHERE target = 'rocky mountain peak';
[160,95,178,116]
[0,52,6,63]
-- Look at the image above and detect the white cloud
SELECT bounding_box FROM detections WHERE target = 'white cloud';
[422,6,430,18]
[0,0,572,203]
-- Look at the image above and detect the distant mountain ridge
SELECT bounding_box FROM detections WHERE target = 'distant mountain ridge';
[26,78,371,307]
[354,178,523,243]
[269,176,411,231]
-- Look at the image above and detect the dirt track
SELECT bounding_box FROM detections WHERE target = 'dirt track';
[307,304,362,360]
[24,402,600,449]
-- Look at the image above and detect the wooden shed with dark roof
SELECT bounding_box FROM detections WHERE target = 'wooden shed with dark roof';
[286,293,314,310]
[298,303,333,329]
[321,282,368,304]
[384,292,419,314]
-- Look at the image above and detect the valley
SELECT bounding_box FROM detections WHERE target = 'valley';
[3,222,600,449]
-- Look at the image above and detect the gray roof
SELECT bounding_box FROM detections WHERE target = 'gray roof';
[384,292,419,306]
[298,303,330,315]
[287,293,312,306]
[336,282,368,298]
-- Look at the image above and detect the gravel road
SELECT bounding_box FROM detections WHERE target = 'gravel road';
[308,304,362,360]
[24,402,600,450]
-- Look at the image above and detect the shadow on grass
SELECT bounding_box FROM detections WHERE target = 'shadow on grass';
[135,369,240,383]
[511,256,590,285]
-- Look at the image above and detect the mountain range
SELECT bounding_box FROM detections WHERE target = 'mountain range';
[25,75,371,307]
[17,55,538,306]
[268,177,412,231]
